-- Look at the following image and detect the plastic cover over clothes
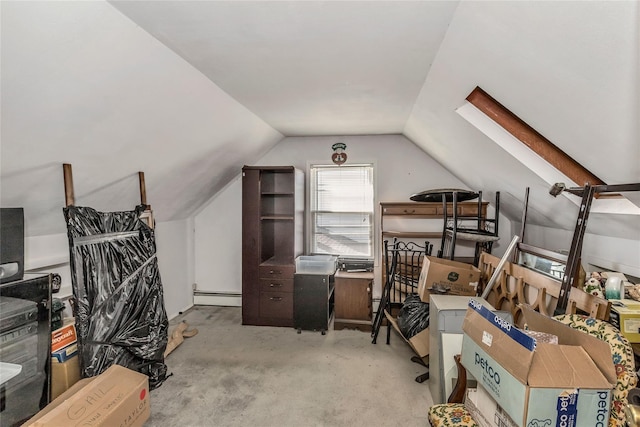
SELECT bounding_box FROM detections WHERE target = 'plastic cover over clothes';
[64,204,168,389]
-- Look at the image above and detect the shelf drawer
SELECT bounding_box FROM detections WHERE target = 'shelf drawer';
[382,205,438,216]
[259,265,295,280]
[260,278,294,293]
[259,291,293,319]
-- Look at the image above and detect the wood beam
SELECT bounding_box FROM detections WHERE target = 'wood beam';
[63,163,74,207]
[466,87,605,189]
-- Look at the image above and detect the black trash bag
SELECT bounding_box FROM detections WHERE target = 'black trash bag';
[397,293,429,339]
[63,204,169,390]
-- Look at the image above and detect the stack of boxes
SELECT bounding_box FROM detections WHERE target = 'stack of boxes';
[50,319,80,399]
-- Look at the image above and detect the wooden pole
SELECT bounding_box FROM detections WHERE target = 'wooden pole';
[138,171,147,207]
[63,163,75,207]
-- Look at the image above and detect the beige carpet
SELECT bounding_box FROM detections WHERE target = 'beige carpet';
[146,305,434,427]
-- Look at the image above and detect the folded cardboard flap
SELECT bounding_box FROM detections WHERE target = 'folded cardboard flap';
[384,310,430,358]
[520,305,617,387]
[528,344,610,388]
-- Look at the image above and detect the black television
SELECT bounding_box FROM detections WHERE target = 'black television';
[0,207,25,283]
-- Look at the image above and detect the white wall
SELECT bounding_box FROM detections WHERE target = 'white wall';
[193,176,244,306]
[155,219,194,319]
[24,218,193,320]
[194,134,507,302]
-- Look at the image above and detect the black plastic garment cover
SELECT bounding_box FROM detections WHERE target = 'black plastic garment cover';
[397,293,430,339]
[64,204,168,390]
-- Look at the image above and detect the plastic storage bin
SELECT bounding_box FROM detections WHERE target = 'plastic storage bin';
[295,255,338,275]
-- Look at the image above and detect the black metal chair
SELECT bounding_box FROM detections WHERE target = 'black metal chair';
[439,190,500,266]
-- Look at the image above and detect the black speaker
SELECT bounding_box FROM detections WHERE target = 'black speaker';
[0,208,25,283]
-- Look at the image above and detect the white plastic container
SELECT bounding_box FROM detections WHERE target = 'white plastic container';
[295,255,338,275]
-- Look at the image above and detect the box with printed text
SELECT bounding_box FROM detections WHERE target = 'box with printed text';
[51,322,78,362]
[25,364,150,427]
[461,301,615,427]
[417,256,479,302]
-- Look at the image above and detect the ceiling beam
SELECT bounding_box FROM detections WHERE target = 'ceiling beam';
[466,86,605,189]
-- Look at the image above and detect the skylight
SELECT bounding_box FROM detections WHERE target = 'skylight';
[456,88,640,215]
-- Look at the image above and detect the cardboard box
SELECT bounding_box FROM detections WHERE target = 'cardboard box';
[384,310,429,358]
[609,299,640,343]
[52,322,78,362]
[25,364,150,427]
[465,386,517,427]
[51,355,81,400]
[461,301,615,427]
[417,256,480,302]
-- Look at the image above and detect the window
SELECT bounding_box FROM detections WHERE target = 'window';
[309,164,374,258]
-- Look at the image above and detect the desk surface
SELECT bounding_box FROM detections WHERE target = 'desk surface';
[335,270,374,280]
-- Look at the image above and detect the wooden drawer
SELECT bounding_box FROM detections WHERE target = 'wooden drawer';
[260,278,294,293]
[382,204,438,216]
[259,291,293,319]
[259,265,295,280]
[381,202,485,217]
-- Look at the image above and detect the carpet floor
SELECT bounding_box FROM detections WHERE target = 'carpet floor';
[146,305,434,427]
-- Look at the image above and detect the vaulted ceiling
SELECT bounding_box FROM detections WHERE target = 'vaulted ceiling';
[1,1,638,243]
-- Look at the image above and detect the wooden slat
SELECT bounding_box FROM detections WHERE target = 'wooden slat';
[479,252,610,322]
[63,163,74,207]
[139,171,147,207]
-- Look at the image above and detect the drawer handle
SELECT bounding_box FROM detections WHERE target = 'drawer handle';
[270,297,283,302]
[270,283,282,288]
[269,270,282,275]
[403,209,415,214]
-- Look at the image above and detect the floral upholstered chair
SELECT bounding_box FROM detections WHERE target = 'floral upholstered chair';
[427,314,637,427]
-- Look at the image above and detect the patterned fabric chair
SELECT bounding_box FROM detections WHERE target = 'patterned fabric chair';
[427,314,637,427]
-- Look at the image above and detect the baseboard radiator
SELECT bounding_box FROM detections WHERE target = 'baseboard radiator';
[193,290,242,307]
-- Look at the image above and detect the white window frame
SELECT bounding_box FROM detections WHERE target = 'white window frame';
[307,163,375,259]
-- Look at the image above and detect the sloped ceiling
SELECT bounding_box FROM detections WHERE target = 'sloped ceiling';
[2,1,639,242]
[109,1,458,136]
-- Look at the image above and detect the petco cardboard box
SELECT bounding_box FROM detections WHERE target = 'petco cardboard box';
[461,301,615,427]
[609,299,640,343]
[417,256,479,302]
[25,364,149,427]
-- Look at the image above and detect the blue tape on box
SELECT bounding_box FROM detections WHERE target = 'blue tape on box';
[556,391,578,427]
[468,299,536,351]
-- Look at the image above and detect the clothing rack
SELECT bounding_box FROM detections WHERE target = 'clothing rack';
[63,163,154,228]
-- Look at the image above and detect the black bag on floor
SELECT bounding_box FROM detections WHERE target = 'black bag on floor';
[397,293,429,339]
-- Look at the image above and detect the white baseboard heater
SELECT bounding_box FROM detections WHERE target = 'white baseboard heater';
[193,290,241,307]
